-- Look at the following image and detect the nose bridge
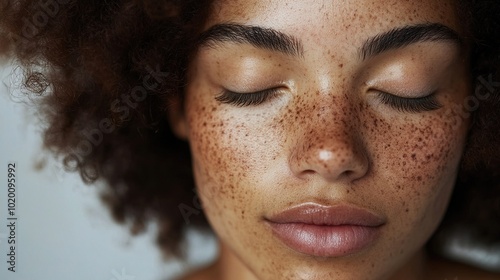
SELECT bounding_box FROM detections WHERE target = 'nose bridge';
[289,91,368,182]
[299,93,358,157]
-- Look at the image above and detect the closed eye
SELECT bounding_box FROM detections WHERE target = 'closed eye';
[377,91,442,112]
[215,88,282,107]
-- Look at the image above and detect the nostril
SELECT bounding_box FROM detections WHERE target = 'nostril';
[300,169,317,177]
[342,170,355,179]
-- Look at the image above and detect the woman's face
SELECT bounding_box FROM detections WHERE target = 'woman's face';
[175,0,470,279]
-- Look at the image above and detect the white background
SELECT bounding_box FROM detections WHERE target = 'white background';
[0,63,217,280]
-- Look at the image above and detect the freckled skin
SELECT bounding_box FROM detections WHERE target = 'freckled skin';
[174,0,472,279]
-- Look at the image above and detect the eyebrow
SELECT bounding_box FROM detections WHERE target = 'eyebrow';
[196,23,304,57]
[360,23,463,60]
[195,22,463,60]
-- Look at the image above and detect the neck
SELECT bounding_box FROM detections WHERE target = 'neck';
[388,249,429,280]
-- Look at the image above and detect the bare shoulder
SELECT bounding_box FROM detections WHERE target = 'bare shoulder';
[429,256,500,280]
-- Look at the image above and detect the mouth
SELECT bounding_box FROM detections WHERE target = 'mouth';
[265,203,386,258]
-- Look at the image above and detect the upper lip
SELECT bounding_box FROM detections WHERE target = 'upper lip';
[265,203,386,227]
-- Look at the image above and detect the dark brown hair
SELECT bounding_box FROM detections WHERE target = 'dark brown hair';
[0,0,499,260]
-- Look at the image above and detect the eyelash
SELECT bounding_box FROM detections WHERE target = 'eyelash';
[215,88,282,107]
[377,91,442,112]
[215,88,442,113]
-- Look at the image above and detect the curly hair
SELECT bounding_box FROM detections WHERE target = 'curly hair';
[0,0,499,260]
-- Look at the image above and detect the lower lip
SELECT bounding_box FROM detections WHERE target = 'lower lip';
[268,223,381,257]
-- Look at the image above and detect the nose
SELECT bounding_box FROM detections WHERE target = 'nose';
[289,98,370,183]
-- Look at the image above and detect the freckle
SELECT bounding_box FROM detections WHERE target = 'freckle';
[339,63,343,68]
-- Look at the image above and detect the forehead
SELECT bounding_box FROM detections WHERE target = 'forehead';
[205,0,464,42]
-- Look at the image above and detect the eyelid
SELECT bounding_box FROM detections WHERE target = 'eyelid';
[377,90,442,112]
[215,87,282,107]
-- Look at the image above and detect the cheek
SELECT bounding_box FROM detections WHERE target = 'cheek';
[375,117,458,184]
[185,100,287,256]
[184,95,264,227]
[369,110,468,233]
